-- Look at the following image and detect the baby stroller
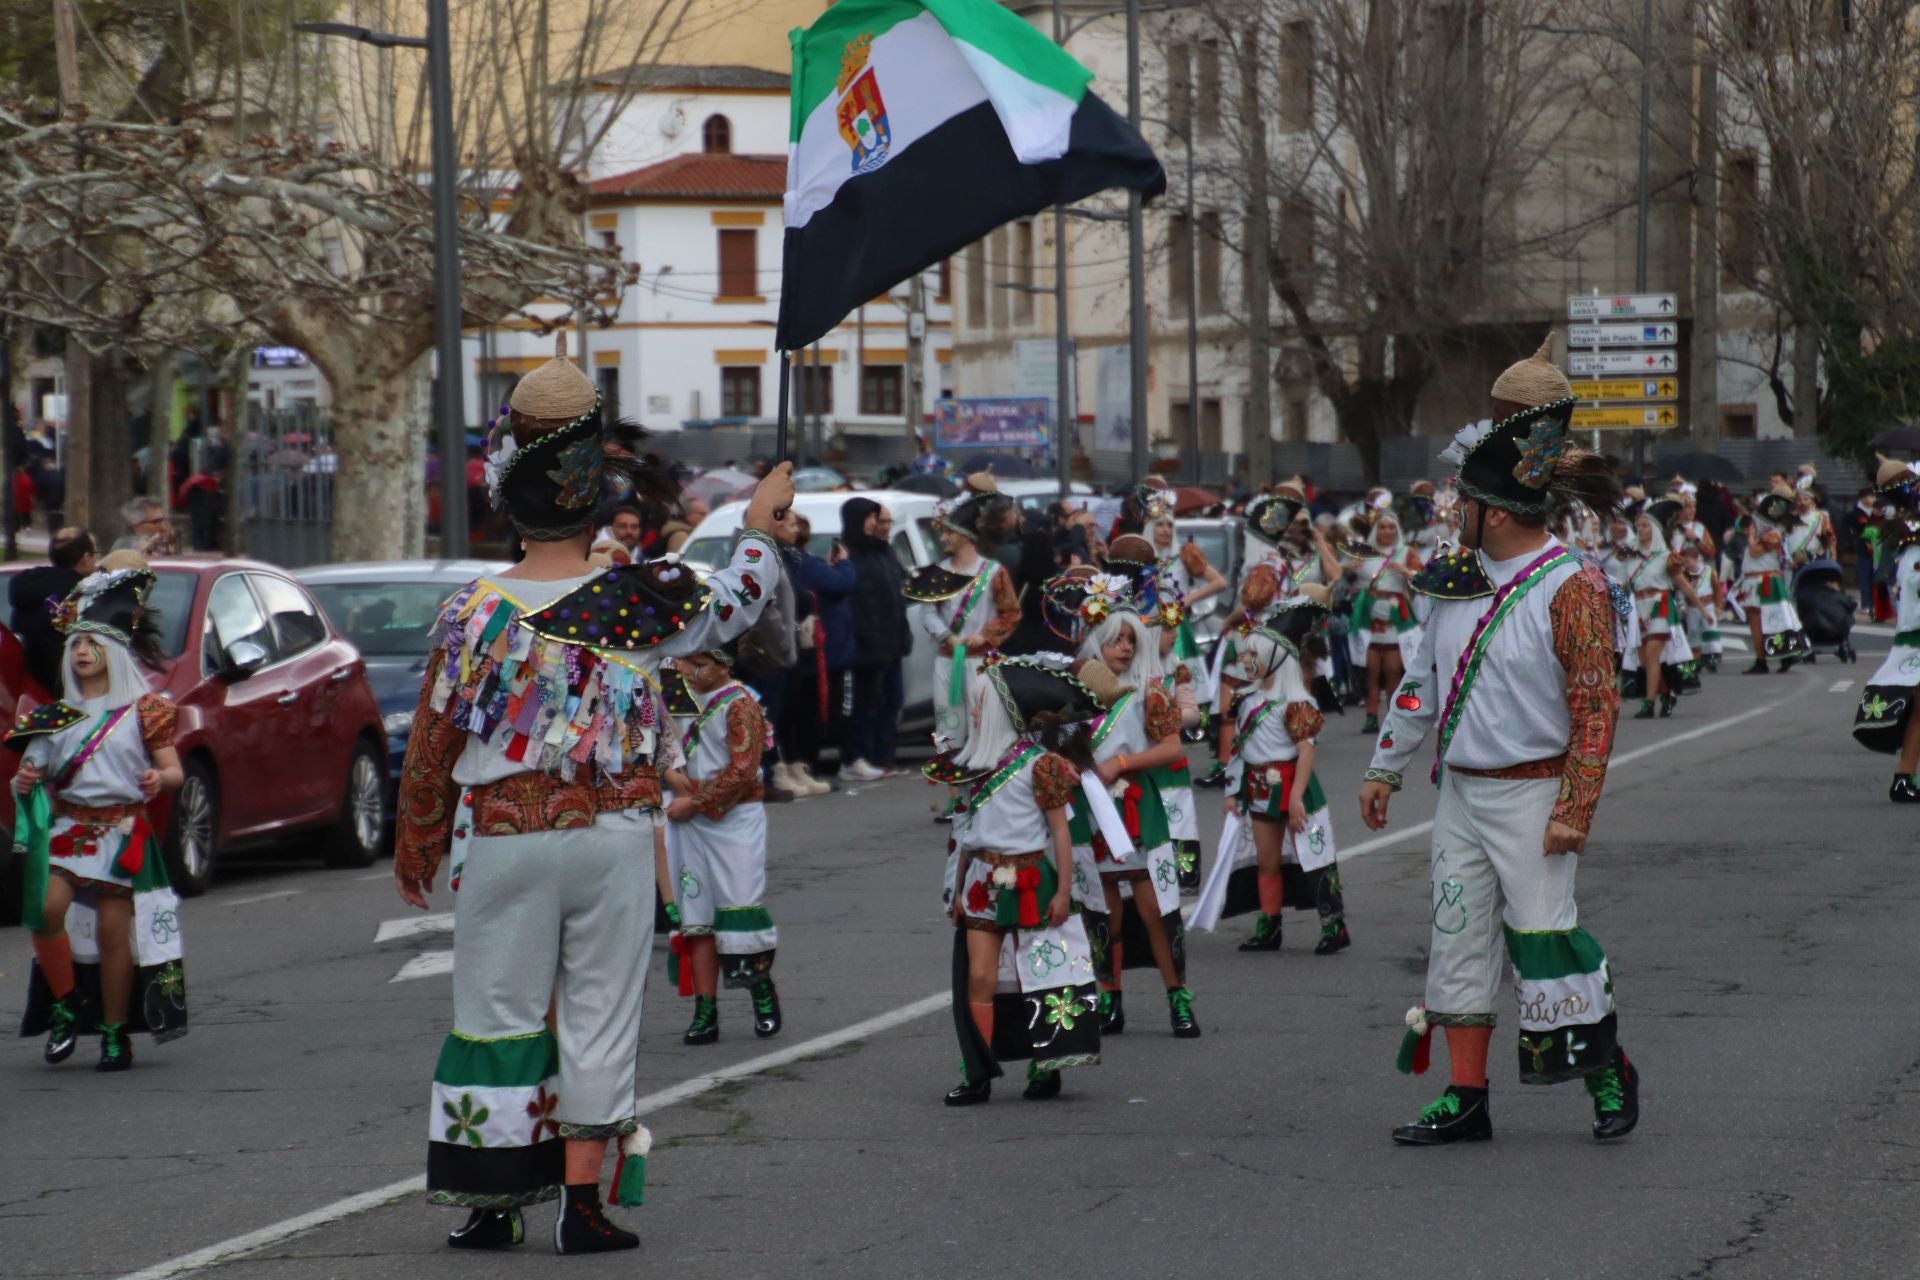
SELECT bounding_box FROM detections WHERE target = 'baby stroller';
[1793,559,1857,663]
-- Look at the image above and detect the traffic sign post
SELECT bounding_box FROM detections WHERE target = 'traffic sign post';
[1568,350,1680,376]
[1571,405,1680,430]
[1568,290,1681,465]
[1570,378,1678,402]
[1567,321,1678,349]
[1567,292,1677,320]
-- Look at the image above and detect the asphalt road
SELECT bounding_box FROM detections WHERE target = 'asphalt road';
[5,631,1917,1279]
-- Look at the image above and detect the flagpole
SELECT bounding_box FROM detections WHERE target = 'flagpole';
[775,352,792,463]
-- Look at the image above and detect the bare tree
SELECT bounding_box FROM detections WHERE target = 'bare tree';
[2,0,719,559]
[1195,0,1623,480]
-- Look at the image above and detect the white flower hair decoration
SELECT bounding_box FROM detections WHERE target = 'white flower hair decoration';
[1437,418,1495,470]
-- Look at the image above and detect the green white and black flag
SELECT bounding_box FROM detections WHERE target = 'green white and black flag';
[776,0,1164,351]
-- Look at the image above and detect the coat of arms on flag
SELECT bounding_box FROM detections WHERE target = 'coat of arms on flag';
[835,34,891,173]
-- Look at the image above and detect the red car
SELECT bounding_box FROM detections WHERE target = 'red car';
[0,557,387,897]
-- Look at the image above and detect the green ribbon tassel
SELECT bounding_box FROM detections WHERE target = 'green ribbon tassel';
[1349,590,1375,635]
[1174,620,1199,660]
[609,1129,650,1207]
[1395,1019,1432,1075]
[14,782,50,931]
[947,649,967,717]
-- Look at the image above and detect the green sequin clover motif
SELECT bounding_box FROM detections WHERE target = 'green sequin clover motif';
[444,1093,490,1148]
[1519,1034,1553,1074]
[1862,693,1891,720]
[1043,991,1082,1031]
[156,961,185,1001]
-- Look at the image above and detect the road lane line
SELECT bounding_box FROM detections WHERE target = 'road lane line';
[1830,679,1854,693]
[122,700,1791,1278]
[118,991,951,1279]
[388,951,455,983]
[354,869,397,881]
[374,913,455,944]
[212,890,301,908]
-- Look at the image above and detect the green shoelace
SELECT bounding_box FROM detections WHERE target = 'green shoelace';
[1586,1068,1625,1113]
[1167,988,1195,1021]
[1097,990,1118,1018]
[686,998,717,1032]
[48,999,75,1039]
[99,1022,126,1061]
[750,983,778,1017]
[1418,1091,1463,1123]
[1248,916,1279,943]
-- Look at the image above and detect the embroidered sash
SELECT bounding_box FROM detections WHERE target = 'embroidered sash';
[1233,698,1278,755]
[1089,690,1136,754]
[1431,548,1576,784]
[967,743,1044,811]
[55,706,133,790]
[682,684,747,756]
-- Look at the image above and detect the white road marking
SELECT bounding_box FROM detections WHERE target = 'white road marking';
[374,913,455,944]
[1856,623,1895,637]
[118,990,952,1280]
[1830,679,1855,693]
[354,869,396,881]
[388,950,455,983]
[212,889,301,908]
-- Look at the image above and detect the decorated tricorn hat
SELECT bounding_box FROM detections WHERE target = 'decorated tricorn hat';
[1041,568,1135,645]
[1643,496,1685,538]
[1439,336,1579,516]
[935,472,1011,544]
[486,333,606,539]
[1875,455,1920,506]
[1756,479,1797,525]
[985,653,1103,734]
[1266,582,1332,651]
[1244,489,1306,541]
[53,567,164,666]
[1116,482,1173,534]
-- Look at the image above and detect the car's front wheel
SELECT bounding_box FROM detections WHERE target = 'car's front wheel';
[165,759,219,897]
[324,740,387,868]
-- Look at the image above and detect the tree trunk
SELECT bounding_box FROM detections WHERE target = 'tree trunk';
[61,330,91,539]
[1241,32,1273,487]
[1689,47,1719,447]
[87,352,132,550]
[329,357,429,563]
[1791,316,1820,439]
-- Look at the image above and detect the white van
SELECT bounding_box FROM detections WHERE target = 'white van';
[677,489,944,731]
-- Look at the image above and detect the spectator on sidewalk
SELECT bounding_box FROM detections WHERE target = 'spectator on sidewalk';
[111,495,178,558]
[775,515,856,796]
[8,526,94,695]
[839,496,911,780]
[31,454,64,538]
[10,457,33,537]
[1846,486,1880,617]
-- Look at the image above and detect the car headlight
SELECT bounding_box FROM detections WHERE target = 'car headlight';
[383,711,414,736]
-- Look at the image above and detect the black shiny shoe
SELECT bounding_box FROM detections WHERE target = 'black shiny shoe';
[682,996,719,1046]
[1359,714,1379,734]
[750,980,782,1039]
[1237,913,1283,952]
[1023,1066,1062,1101]
[1658,692,1677,718]
[553,1190,639,1254]
[1098,989,1126,1035]
[1167,987,1201,1038]
[1632,699,1655,720]
[1193,765,1228,790]
[95,1023,132,1073]
[1391,1085,1492,1145]
[1586,1049,1640,1140]
[1743,659,1769,675]
[944,1076,991,1106]
[43,997,77,1065]
[1314,920,1352,955]
[1891,775,1920,804]
[449,1208,524,1250]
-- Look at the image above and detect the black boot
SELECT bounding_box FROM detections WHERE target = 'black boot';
[1314,919,1352,955]
[1359,713,1379,734]
[553,1185,639,1255]
[1778,655,1798,673]
[1632,698,1655,720]
[448,1208,524,1250]
[749,980,782,1039]
[682,995,718,1046]
[1237,913,1283,952]
[95,1023,132,1073]
[1023,1063,1062,1101]
[1098,989,1126,1035]
[1586,1049,1640,1140]
[944,1075,991,1106]
[1891,774,1920,804]
[43,997,78,1065]
[1391,1085,1493,1146]
[1194,764,1228,789]
[1658,691,1677,718]
[1744,658,1770,674]
[1167,987,1201,1038]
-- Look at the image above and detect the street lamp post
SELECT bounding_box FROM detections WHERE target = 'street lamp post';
[1124,0,1149,485]
[296,11,468,558]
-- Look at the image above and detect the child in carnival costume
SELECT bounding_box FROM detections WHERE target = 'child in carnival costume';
[12,565,185,1071]
[1851,458,1920,803]
[1342,504,1425,735]
[1196,585,1349,955]
[394,335,795,1254]
[1678,540,1724,672]
[1737,480,1814,673]
[906,475,1021,818]
[940,654,1106,1105]
[1052,572,1202,1039]
[1360,336,1637,1146]
[1618,498,1700,720]
[664,641,782,1045]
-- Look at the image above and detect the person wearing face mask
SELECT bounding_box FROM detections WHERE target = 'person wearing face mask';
[1360,337,1637,1148]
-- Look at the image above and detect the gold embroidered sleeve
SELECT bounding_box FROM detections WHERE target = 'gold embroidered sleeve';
[967,566,1022,652]
[1283,700,1324,743]
[136,693,177,754]
[1549,571,1620,834]
[395,652,464,883]
[1032,753,1078,811]
[1143,686,1182,744]
[689,697,767,820]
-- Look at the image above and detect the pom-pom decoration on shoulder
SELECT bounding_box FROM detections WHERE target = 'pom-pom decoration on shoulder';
[518,562,711,653]
[902,563,976,603]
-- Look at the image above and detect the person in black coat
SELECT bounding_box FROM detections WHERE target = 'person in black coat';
[839,496,912,776]
[8,527,95,695]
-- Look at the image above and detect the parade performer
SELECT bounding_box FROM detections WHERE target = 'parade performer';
[1620,498,1698,720]
[942,655,1104,1105]
[394,337,794,1253]
[1852,459,1920,802]
[1359,339,1638,1146]
[1148,507,1226,664]
[907,479,1021,817]
[1679,541,1724,673]
[1345,507,1424,735]
[665,643,781,1045]
[1738,481,1812,673]
[12,566,185,1071]
[1213,587,1349,955]
[1065,584,1201,1038]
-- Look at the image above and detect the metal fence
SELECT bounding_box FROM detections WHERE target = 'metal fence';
[240,404,335,568]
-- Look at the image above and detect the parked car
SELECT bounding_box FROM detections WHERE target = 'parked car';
[299,559,510,839]
[1176,516,1245,657]
[997,478,1095,513]
[677,489,943,727]
[0,557,388,896]
[0,622,58,923]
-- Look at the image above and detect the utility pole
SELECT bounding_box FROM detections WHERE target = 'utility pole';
[1689,38,1719,447]
[905,271,927,454]
[1181,121,1198,483]
[425,0,469,557]
[1125,0,1149,483]
[1241,32,1273,488]
[1053,0,1073,499]
[52,0,93,539]
[1632,0,1652,476]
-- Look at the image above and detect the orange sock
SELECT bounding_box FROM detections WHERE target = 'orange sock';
[32,934,75,999]
[1445,1025,1492,1088]
[1257,873,1285,917]
[968,1000,993,1047]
